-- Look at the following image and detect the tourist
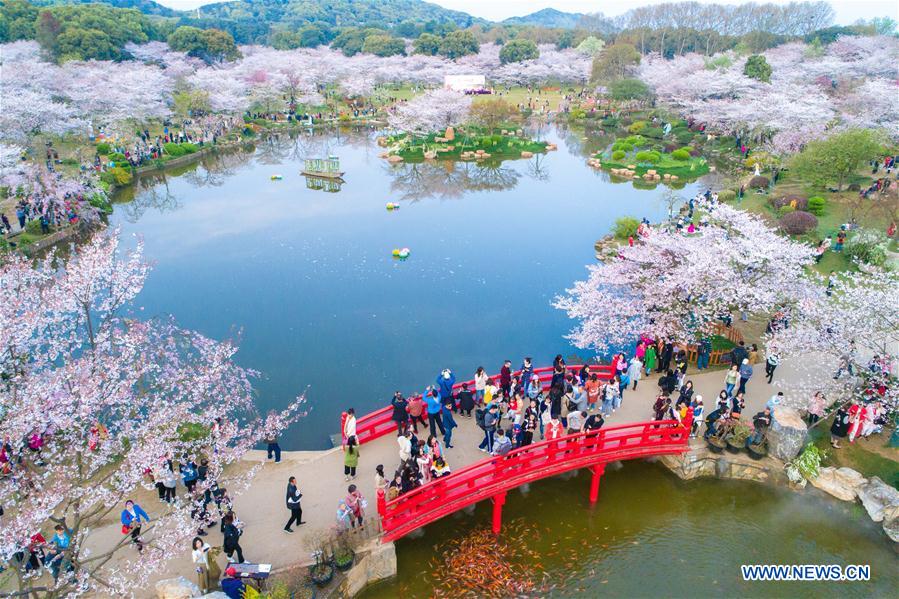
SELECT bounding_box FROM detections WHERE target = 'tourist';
[474,366,488,404]
[761,348,779,382]
[484,378,499,405]
[191,536,217,593]
[436,369,456,404]
[724,365,739,397]
[627,355,643,390]
[45,525,71,580]
[397,428,412,462]
[343,408,357,446]
[456,383,475,417]
[180,459,199,493]
[344,436,360,481]
[375,464,389,495]
[696,337,711,370]
[387,475,403,500]
[406,393,427,434]
[584,373,601,408]
[520,357,534,391]
[807,392,826,425]
[602,382,618,416]
[416,443,432,482]
[847,402,867,443]
[737,359,753,394]
[120,499,150,552]
[644,343,657,375]
[584,411,604,432]
[478,404,499,453]
[730,341,749,365]
[264,424,282,463]
[499,360,513,397]
[220,567,247,599]
[676,380,694,408]
[283,476,304,532]
[391,391,409,433]
[748,407,772,445]
[431,457,452,478]
[657,370,677,395]
[690,396,704,437]
[527,375,542,402]
[441,395,457,448]
[545,415,564,440]
[425,389,446,438]
[491,429,513,456]
[653,395,671,421]
[222,513,245,563]
[830,405,851,448]
[521,403,539,446]
[345,485,365,529]
[567,410,586,435]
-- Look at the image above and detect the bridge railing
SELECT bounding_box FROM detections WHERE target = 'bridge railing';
[377,417,691,542]
[349,364,614,445]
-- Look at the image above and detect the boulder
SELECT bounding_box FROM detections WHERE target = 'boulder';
[444,126,455,141]
[521,151,533,158]
[200,594,229,599]
[767,407,808,461]
[387,155,403,163]
[809,467,866,501]
[155,577,200,599]
[546,143,557,151]
[670,175,678,180]
[883,517,899,543]
[857,477,899,523]
[424,151,437,160]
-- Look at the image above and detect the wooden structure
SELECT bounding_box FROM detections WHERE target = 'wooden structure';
[301,156,344,179]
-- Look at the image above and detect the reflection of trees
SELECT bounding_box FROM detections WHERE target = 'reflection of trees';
[123,174,182,222]
[180,149,249,188]
[526,153,550,182]
[387,160,520,201]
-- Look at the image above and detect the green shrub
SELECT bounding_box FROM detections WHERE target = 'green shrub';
[613,216,640,240]
[624,135,644,146]
[253,118,270,127]
[164,143,186,157]
[844,229,888,266]
[88,193,113,214]
[242,115,252,123]
[109,166,132,186]
[675,130,694,145]
[108,152,126,163]
[717,189,736,203]
[635,150,661,163]
[749,175,769,188]
[611,150,626,160]
[601,117,619,128]
[670,148,690,161]
[95,142,111,155]
[25,219,44,234]
[611,141,633,152]
[642,127,665,139]
[807,196,825,215]
[627,120,647,133]
[179,143,198,154]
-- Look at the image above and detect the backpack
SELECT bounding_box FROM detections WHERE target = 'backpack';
[475,408,487,430]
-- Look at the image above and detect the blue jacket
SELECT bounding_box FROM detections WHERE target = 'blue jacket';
[121,504,150,527]
[441,404,457,430]
[435,371,455,399]
[424,392,442,415]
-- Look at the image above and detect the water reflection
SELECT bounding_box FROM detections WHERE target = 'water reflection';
[387,160,521,201]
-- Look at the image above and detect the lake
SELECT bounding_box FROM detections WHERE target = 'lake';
[113,124,700,450]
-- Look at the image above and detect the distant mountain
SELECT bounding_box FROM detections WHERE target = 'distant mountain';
[502,8,584,29]
[29,0,178,17]
[193,0,481,29]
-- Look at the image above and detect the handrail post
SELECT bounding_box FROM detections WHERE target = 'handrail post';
[589,463,606,504]
[340,411,348,444]
[491,491,507,535]
[377,488,386,519]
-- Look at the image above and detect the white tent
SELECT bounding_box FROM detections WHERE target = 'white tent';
[443,75,486,92]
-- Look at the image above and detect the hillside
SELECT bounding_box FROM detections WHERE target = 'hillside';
[502,7,583,29]
[29,0,177,17]
[194,0,480,28]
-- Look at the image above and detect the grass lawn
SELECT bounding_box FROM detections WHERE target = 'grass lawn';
[809,421,899,489]
[385,126,548,162]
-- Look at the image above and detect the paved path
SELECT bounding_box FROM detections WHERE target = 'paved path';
[82,359,812,597]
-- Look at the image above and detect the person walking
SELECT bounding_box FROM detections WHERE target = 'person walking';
[737,358,753,395]
[830,405,851,448]
[222,513,244,563]
[724,365,739,397]
[520,357,534,393]
[397,428,413,462]
[120,500,150,552]
[192,536,219,593]
[644,343,657,375]
[764,351,779,384]
[627,356,643,390]
[264,429,282,463]
[284,476,304,532]
[344,436,360,480]
[345,485,365,529]
[441,396,457,448]
[478,404,499,453]
[425,389,446,438]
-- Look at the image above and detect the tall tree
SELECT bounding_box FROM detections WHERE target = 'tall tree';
[591,42,641,83]
[790,129,885,190]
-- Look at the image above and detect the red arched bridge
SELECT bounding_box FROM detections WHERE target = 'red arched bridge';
[343,364,693,542]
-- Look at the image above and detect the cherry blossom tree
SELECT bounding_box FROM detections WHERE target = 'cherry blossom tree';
[554,200,815,354]
[387,88,472,134]
[0,231,306,597]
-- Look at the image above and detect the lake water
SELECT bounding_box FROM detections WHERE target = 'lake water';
[113,125,697,450]
[359,461,899,598]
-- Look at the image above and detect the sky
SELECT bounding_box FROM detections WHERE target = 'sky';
[156,0,897,25]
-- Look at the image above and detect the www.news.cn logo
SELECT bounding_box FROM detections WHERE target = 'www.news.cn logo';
[741,564,871,581]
